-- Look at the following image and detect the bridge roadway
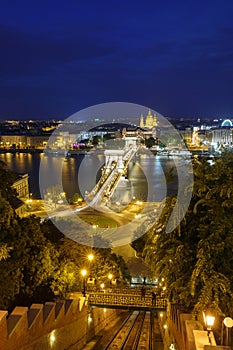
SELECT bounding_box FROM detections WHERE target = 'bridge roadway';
[88,288,167,311]
[86,145,140,211]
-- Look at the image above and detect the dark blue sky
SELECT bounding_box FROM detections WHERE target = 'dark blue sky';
[1,0,233,120]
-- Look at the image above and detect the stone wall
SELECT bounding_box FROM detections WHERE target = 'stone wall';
[0,297,120,350]
[166,303,231,350]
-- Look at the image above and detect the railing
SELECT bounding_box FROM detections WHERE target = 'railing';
[88,169,118,206]
[88,292,167,310]
[86,166,116,200]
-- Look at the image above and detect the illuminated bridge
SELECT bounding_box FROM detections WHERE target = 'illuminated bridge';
[85,136,141,210]
[88,289,167,311]
[48,135,144,220]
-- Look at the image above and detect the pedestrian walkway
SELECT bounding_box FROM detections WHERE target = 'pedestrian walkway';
[88,289,167,310]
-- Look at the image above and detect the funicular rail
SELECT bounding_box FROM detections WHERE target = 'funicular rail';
[101,311,155,350]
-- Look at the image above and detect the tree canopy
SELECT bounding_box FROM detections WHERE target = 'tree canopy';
[0,164,130,310]
[140,151,233,317]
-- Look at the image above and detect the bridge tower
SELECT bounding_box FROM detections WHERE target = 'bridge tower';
[124,136,138,150]
[104,150,125,173]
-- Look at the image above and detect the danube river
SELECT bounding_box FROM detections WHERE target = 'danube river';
[0,152,179,202]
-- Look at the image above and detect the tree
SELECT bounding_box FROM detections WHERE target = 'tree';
[71,193,83,205]
[145,137,156,149]
[0,196,25,309]
[0,243,12,260]
[0,161,129,308]
[44,184,66,208]
[143,151,233,317]
[0,160,18,205]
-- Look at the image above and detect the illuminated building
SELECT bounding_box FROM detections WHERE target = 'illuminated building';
[140,109,158,129]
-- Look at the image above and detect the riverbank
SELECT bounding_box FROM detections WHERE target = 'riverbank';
[0,148,43,154]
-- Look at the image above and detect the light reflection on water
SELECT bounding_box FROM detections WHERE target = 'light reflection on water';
[0,152,178,201]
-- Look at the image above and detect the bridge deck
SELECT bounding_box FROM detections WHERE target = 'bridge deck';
[88,292,167,311]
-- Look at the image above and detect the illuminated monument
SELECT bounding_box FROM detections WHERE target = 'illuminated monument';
[140,109,158,129]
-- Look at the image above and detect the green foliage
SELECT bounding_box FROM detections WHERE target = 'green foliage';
[0,160,18,205]
[143,151,233,317]
[71,193,83,205]
[44,184,66,208]
[144,137,156,148]
[0,243,12,260]
[92,135,101,145]
[0,162,131,309]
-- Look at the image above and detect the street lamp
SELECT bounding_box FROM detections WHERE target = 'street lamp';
[221,317,233,346]
[88,253,94,262]
[108,273,113,289]
[87,253,94,291]
[81,269,87,297]
[92,224,98,235]
[203,311,215,344]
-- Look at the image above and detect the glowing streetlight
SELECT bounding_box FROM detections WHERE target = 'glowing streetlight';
[221,317,233,346]
[92,224,98,235]
[81,269,87,277]
[87,253,94,291]
[134,214,141,219]
[108,273,113,288]
[203,311,215,344]
[88,253,94,262]
[81,269,87,297]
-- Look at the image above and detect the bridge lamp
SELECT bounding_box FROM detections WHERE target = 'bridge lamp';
[81,269,87,297]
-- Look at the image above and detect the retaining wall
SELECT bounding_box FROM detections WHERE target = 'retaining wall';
[0,297,120,350]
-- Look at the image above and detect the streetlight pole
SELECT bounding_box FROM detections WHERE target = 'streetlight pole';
[87,253,94,291]
[222,317,233,346]
[108,273,113,289]
[81,269,87,297]
[203,311,215,345]
[92,224,98,235]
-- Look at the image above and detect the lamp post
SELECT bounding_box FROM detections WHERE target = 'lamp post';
[87,253,94,291]
[88,253,94,262]
[203,311,215,344]
[81,269,87,297]
[92,224,98,235]
[221,317,233,346]
[108,273,113,289]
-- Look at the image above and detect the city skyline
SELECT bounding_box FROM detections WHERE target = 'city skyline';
[1,0,233,120]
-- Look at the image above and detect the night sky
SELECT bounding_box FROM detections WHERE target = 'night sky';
[1,0,233,120]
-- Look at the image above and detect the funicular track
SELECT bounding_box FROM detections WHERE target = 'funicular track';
[102,310,154,350]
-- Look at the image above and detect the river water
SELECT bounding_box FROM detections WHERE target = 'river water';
[0,152,179,202]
